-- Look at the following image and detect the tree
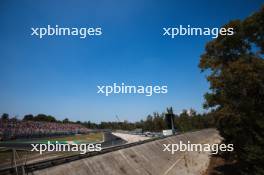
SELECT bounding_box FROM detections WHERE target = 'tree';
[188,108,197,117]
[34,114,56,122]
[23,114,34,121]
[199,6,264,175]
[1,113,9,120]
[176,109,193,132]
[144,115,154,131]
[62,118,69,123]
[153,112,165,131]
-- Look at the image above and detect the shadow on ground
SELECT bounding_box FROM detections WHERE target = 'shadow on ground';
[205,154,240,175]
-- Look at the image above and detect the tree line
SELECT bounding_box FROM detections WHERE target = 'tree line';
[1,108,216,133]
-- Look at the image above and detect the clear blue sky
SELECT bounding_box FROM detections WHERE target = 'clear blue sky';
[0,0,263,123]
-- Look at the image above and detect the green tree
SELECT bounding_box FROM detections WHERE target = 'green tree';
[34,114,56,122]
[1,113,9,120]
[199,6,264,175]
[144,115,154,131]
[62,118,69,123]
[23,114,34,121]
[177,109,192,132]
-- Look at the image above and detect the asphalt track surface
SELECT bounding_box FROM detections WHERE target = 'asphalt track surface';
[0,132,126,173]
[0,132,125,149]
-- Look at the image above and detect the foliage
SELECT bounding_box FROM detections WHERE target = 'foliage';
[2,108,215,133]
[199,6,264,175]
[23,114,56,122]
[1,113,9,120]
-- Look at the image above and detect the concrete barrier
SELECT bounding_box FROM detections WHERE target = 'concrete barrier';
[30,129,221,175]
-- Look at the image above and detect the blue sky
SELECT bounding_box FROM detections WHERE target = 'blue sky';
[0,0,263,123]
